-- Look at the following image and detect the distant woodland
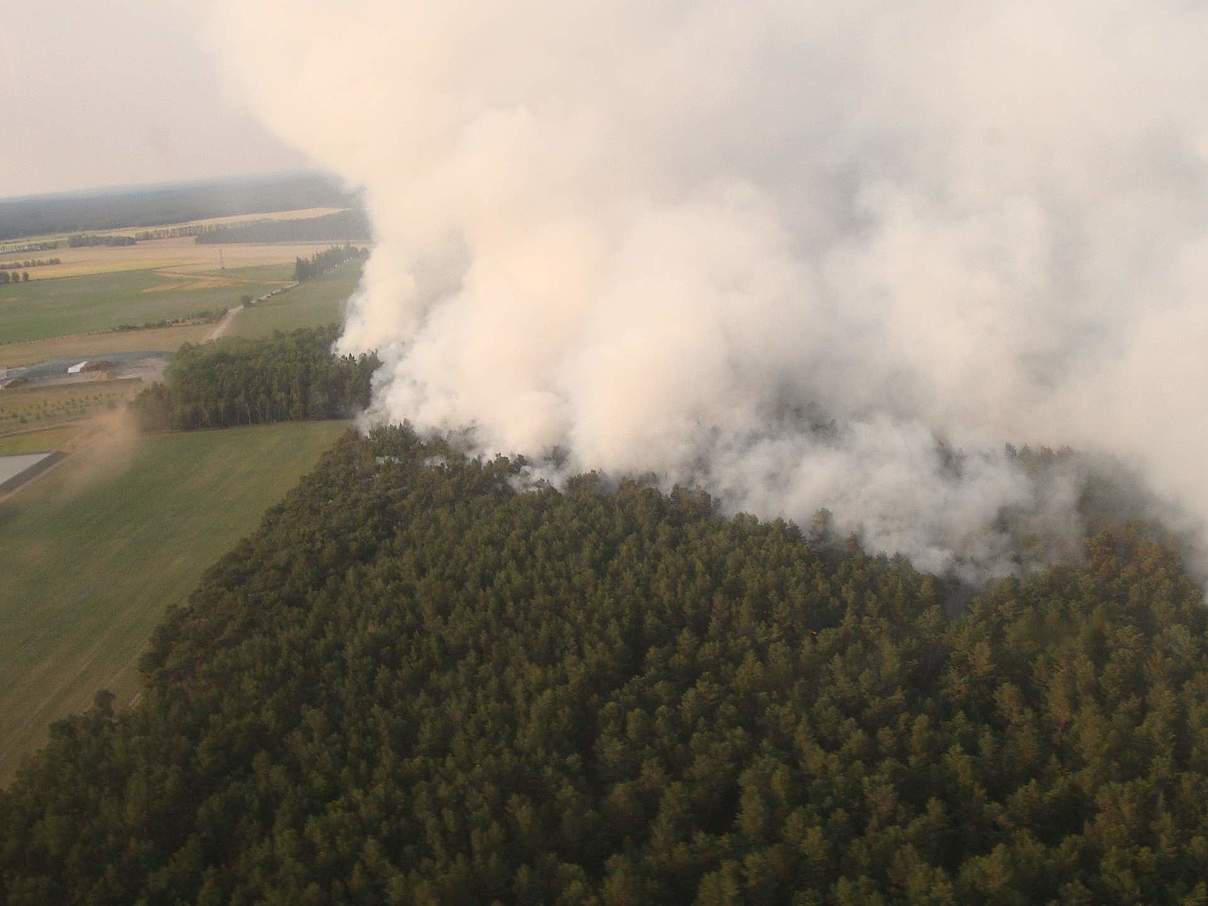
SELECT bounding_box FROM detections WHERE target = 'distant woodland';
[0,173,357,241]
[196,209,372,244]
[1,418,1205,904]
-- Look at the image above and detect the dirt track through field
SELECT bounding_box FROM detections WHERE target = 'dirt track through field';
[141,275,236,293]
[207,305,243,340]
[141,268,295,293]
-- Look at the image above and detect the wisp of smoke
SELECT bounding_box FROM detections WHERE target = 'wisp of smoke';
[203,0,1208,578]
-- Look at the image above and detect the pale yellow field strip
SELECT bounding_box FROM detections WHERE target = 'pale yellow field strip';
[0,236,371,280]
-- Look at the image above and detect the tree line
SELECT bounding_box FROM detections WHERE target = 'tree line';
[130,325,379,431]
[67,233,137,247]
[0,240,58,255]
[0,257,60,270]
[293,243,369,282]
[1,423,1204,904]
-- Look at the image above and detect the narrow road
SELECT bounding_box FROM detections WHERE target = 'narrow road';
[206,305,243,341]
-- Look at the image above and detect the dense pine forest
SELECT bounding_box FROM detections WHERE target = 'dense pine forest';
[2,425,1205,904]
[131,326,379,431]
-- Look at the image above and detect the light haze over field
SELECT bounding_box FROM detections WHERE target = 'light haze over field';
[19,2,1208,578]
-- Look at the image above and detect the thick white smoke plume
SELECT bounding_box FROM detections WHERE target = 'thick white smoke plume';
[206,1,1208,577]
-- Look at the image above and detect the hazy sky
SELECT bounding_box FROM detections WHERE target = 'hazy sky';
[0,1,307,199]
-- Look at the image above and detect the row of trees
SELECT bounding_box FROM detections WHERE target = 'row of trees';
[129,325,379,431]
[136,224,210,240]
[294,243,369,282]
[0,271,30,285]
[67,233,137,247]
[112,307,228,333]
[1,423,1205,904]
[0,257,59,270]
[0,240,58,254]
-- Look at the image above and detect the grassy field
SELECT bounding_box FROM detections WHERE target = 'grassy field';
[0,419,350,783]
[0,425,82,456]
[228,262,363,339]
[0,265,293,344]
[208,262,294,283]
[0,323,211,368]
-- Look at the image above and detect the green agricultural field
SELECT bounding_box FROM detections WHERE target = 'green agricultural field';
[0,419,350,783]
[0,265,291,344]
[209,262,295,284]
[228,262,363,339]
[0,322,211,369]
[0,424,81,456]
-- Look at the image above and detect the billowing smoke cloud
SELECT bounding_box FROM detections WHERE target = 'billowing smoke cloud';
[205,1,1208,577]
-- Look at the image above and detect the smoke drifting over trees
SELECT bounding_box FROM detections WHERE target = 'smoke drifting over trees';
[206,1,1208,576]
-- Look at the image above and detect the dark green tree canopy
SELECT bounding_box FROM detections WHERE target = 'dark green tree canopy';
[130,325,379,431]
[293,244,367,282]
[1,427,1206,904]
